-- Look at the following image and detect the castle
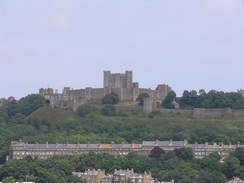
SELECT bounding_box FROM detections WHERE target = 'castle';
[39,71,172,111]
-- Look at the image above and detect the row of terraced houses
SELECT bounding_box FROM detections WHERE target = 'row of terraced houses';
[9,140,244,161]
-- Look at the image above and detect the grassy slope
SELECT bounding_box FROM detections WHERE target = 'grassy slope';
[25,107,82,128]
[25,107,244,134]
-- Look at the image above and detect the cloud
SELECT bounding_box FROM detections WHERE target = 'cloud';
[47,14,69,27]
[204,0,243,16]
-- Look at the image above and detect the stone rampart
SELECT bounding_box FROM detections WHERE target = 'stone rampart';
[116,105,143,111]
[232,109,244,117]
[158,108,193,115]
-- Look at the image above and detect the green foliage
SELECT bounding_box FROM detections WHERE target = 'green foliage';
[9,113,25,124]
[2,176,15,183]
[101,104,116,116]
[76,104,94,117]
[18,94,45,116]
[180,90,244,109]
[136,93,150,105]
[162,91,176,109]
[179,148,194,161]
[1,100,244,182]
[0,145,244,182]
[1,94,45,118]
[102,92,119,105]
[149,146,165,160]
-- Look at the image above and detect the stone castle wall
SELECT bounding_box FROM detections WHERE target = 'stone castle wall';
[155,108,244,118]
[39,71,172,111]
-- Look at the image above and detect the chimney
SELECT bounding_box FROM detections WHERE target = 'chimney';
[155,140,159,146]
[184,140,188,146]
[169,140,172,146]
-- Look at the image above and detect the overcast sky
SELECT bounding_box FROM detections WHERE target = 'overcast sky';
[1,0,244,99]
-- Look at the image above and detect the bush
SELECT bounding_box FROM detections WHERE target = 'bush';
[101,104,116,116]
[136,93,150,105]
[102,92,119,105]
[76,104,94,117]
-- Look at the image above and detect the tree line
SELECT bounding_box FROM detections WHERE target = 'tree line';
[0,147,243,183]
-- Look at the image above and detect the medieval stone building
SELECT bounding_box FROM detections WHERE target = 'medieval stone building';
[39,71,172,111]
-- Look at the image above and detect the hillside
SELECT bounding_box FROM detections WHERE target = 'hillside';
[22,107,244,144]
[25,107,82,128]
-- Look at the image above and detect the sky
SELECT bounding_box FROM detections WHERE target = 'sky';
[0,0,244,99]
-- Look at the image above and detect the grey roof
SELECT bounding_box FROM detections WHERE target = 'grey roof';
[11,141,243,151]
[142,141,185,147]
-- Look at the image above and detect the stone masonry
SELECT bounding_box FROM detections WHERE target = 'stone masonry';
[39,71,172,111]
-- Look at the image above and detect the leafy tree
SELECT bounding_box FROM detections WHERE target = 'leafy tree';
[232,148,244,166]
[76,104,94,117]
[162,91,176,109]
[0,109,9,122]
[209,152,221,160]
[101,104,116,116]
[2,176,15,183]
[9,113,25,124]
[136,93,150,106]
[179,90,198,108]
[173,148,194,161]
[200,156,224,173]
[3,100,19,117]
[200,170,227,183]
[66,175,86,183]
[18,94,45,116]
[149,146,165,160]
[224,156,244,179]
[102,92,119,105]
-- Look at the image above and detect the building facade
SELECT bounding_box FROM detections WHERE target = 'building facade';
[73,169,105,183]
[73,169,153,183]
[9,140,243,160]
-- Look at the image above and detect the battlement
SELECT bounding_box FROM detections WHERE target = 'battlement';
[39,71,172,111]
[104,70,133,89]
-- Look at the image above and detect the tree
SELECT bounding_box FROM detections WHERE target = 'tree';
[66,175,86,183]
[162,91,176,109]
[136,93,150,106]
[149,146,165,160]
[173,148,194,161]
[101,104,116,116]
[102,92,119,105]
[179,90,198,108]
[18,94,45,116]
[76,104,94,117]
[2,176,15,183]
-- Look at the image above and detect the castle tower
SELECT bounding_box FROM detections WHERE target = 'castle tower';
[103,70,133,89]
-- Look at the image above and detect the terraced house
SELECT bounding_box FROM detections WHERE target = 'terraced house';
[9,140,243,160]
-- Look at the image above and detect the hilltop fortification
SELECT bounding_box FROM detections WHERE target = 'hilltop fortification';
[39,71,172,111]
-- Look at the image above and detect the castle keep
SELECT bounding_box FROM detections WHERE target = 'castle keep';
[39,71,172,111]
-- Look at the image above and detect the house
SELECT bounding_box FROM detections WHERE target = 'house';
[73,169,105,183]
